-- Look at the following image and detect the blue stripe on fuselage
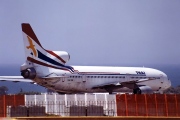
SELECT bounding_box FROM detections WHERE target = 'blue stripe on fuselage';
[78,73,146,76]
[37,50,74,72]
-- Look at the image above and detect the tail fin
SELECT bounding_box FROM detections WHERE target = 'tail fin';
[21,23,74,73]
[22,23,44,59]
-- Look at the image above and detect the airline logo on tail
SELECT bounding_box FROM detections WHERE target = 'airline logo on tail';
[26,36,37,57]
[22,23,75,73]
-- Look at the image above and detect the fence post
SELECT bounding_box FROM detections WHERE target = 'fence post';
[144,94,148,116]
[124,94,128,116]
[135,95,138,116]
[154,94,158,116]
[174,94,178,117]
[13,95,16,107]
[164,94,168,117]
[27,107,29,117]
[3,95,6,117]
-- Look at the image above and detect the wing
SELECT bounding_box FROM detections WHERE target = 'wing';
[92,78,156,90]
[121,78,156,85]
[92,82,122,89]
[41,76,68,80]
[0,76,34,83]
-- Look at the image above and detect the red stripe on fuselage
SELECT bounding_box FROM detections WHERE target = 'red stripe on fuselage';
[46,50,66,64]
[78,72,120,74]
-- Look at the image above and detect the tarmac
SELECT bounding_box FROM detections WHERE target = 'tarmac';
[9,116,180,120]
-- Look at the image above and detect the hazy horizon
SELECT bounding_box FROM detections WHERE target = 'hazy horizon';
[0,0,180,93]
[0,64,179,94]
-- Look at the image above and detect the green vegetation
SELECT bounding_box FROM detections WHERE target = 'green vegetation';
[0,85,180,95]
[0,86,8,95]
[17,88,41,95]
[164,85,180,94]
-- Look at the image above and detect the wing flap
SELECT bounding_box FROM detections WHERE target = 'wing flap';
[40,76,68,80]
[92,82,122,89]
[128,78,156,83]
[92,78,156,89]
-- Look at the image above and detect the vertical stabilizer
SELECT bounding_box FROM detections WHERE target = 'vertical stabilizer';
[21,23,74,74]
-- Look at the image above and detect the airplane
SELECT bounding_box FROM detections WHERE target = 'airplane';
[0,23,171,94]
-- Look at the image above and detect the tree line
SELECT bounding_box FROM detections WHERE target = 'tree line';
[0,85,180,95]
[0,86,41,95]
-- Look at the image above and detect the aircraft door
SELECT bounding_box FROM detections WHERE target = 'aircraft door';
[73,75,85,91]
[159,74,165,93]
[160,74,164,83]
[82,75,86,82]
[125,74,130,82]
[81,75,86,90]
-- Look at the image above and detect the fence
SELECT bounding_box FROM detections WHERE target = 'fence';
[116,94,180,117]
[5,101,116,117]
[0,94,180,117]
[0,95,25,117]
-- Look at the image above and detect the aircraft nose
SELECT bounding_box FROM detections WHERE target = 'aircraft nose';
[164,78,171,90]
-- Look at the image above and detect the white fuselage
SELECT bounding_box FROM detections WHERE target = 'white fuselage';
[0,23,171,94]
[33,66,171,93]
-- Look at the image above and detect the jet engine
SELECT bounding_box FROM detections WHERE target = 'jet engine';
[133,86,153,94]
[21,67,36,79]
[52,51,70,63]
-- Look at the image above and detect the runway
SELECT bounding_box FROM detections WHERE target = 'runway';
[11,116,180,120]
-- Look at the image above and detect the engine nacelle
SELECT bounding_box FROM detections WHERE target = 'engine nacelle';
[133,86,153,94]
[21,67,36,79]
[53,51,70,63]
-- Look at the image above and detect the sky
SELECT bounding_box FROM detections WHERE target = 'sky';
[0,0,180,67]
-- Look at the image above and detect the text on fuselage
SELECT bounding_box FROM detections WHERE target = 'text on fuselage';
[136,71,146,75]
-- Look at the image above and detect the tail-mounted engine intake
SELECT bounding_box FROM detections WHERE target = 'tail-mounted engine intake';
[53,51,70,63]
[21,67,36,79]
